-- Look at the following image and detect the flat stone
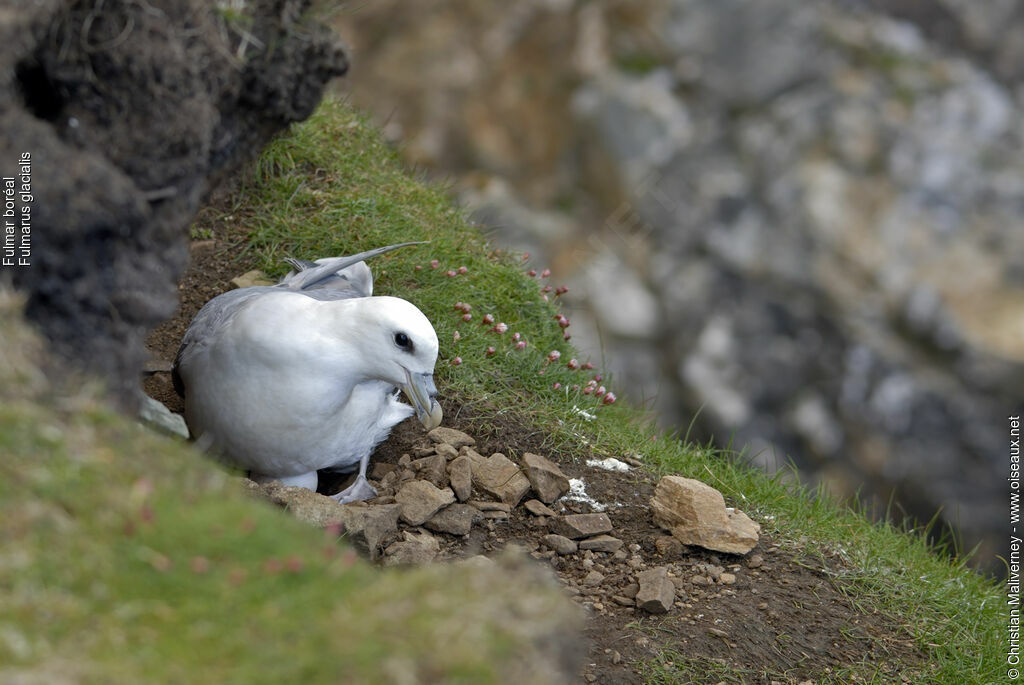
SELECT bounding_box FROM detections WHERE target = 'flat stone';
[578,535,623,553]
[370,462,399,480]
[425,503,479,536]
[468,500,511,512]
[245,480,345,527]
[230,269,275,289]
[719,572,737,585]
[747,553,764,569]
[411,445,436,458]
[522,452,571,504]
[471,453,531,506]
[434,443,459,460]
[427,427,476,449]
[523,499,558,517]
[138,396,189,439]
[635,566,675,614]
[395,480,456,526]
[650,476,760,555]
[541,534,578,555]
[611,595,635,606]
[482,510,509,520]
[334,502,402,561]
[447,455,473,501]
[549,513,613,540]
[411,454,448,488]
[582,570,605,587]
[383,530,439,566]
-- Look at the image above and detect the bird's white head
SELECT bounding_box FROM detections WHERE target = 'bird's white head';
[342,296,442,430]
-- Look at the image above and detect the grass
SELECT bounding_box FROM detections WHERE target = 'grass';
[226,98,1003,683]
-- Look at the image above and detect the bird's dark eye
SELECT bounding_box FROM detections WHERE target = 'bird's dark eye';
[394,332,412,350]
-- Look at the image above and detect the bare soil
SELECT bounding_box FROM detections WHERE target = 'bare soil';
[143,213,925,684]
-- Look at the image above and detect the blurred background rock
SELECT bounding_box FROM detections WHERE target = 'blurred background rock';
[331,0,1024,572]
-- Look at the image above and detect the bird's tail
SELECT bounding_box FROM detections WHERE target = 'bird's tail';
[277,241,429,292]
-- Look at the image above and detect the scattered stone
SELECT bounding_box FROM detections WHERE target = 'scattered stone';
[579,535,624,553]
[522,452,571,503]
[524,499,558,517]
[411,445,436,458]
[395,480,456,526]
[708,627,729,638]
[434,443,459,460]
[691,575,710,586]
[448,455,473,501]
[230,269,274,289]
[549,513,613,540]
[620,583,639,599]
[719,573,737,585]
[582,570,605,586]
[383,530,439,566]
[370,462,398,480]
[468,500,511,512]
[654,535,684,558]
[427,426,476,449]
[335,503,402,561]
[621,455,644,467]
[482,510,510,520]
[138,395,190,439]
[747,553,764,569]
[398,454,412,468]
[612,595,635,607]
[411,454,448,488]
[541,534,578,555]
[425,503,479,536]
[245,480,345,527]
[635,566,675,614]
[471,453,531,506]
[650,476,760,555]
[705,565,725,581]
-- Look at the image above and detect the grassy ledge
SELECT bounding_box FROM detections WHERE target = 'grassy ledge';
[2,98,1002,683]
[234,99,1002,682]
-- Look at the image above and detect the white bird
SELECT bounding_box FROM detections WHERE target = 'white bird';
[172,243,443,503]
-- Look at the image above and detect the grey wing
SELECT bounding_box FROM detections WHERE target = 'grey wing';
[282,258,375,298]
[171,287,275,397]
[277,241,427,293]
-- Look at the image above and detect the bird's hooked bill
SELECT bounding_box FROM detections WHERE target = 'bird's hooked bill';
[402,368,443,430]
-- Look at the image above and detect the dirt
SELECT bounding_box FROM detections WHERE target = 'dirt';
[143,214,926,684]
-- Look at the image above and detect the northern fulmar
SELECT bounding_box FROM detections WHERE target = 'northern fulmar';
[172,243,442,503]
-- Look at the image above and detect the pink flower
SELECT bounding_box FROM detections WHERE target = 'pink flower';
[563,332,571,341]
[522,253,530,261]
[454,302,465,311]
[567,359,580,370]
[582,385,593,395]
[515,341,527,350]
[458,266,468,275]
[528,269,537,277]
[571,385,580,391]
[594,386,606,397]
[493,322,508,334]
[542,285,552,293]
[415,265,423,271]
[430,259,440,269]
[555,285,569,296]
[547,350,561,362]
[446,270,457,277]
[451,356,462,366]
[485,346,496,357]
[552,382,561,390]
[462,313,472,322]
[593,375,602,383]
[481,313,494,325]
[513,332,521,341]
[556,315,570,329]
[453,331,461,342]
[541,268,551,278]
[582,362,595,370]
[602,392,617,405]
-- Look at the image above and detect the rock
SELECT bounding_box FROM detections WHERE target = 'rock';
[230,270,275,289]
[523,499,558,517]
[383,530,439,566]
[411,454,448,488]
[395,480,456,526]
[654,535,684,559]
[549,513,613,540]
[370,462,398,480]
[427,427,476,449]
[448,455,473,501]
[611,595,635,607]
[521,452,571,504]
[635,566,675,614]
[578,535,623,553]
[719,573,737,585]
[334,503,402,561]
[468,500,512,512]
[582,570,605,586]
[471,453,531,506]
[434,443,459,460]
[425,503,479,536]
[541,534,578,555]
[138,396,189,439]
[245,480,346,528]
[747,553,764,569]
[412,445,436,458]
[650,476,760,555]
